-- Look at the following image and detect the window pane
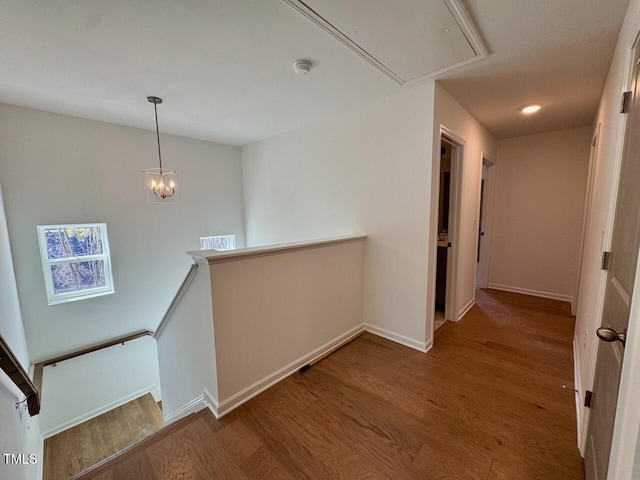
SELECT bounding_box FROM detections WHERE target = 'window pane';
[200,234,236,251]
[45,226,104,259]
[50,260,106,294]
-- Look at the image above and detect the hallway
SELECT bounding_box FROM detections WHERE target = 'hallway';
[76,289,583,479]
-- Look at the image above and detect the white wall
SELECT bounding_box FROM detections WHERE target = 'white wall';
[489,127,591,304]
[210,239,364,414]
[574,1,640,476]
[242,81,436,351]
[157,238,364,420]
[432,84,497,320]
[0,182,41,480]
[39,335,161,438]
[156,262,218,423]
[0,103,246,361]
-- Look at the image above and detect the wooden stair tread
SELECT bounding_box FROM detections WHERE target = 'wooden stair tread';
[68,409,207,480]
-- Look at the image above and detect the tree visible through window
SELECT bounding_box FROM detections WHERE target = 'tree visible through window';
[37,223,114,305]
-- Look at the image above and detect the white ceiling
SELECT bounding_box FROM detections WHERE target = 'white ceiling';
[438,0,631,139]
[0,0,631,145]
[287,0,485,84]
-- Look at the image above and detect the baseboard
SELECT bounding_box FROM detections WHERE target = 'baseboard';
[215,325,365,418]
[42,384,159,438]
[364,324,431,353]
[203,388,219,417]
[488,283,574,308]
[456,298,475,321]
[175,324,434,421]
[163,394,207,426]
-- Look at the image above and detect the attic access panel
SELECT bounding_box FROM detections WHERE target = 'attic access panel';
[285,0,485,85]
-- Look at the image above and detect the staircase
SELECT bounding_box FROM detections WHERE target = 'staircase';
[68,409,207,480]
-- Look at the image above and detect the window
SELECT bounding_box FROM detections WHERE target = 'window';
[37,223,114,305]
[200,234,236,251]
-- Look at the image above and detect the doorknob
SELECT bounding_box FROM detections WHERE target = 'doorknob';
[597,327,627,347]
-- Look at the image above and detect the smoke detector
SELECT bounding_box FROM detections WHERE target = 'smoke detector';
[293,60,312,75]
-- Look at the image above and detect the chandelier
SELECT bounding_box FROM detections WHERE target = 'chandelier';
[142,96,178,203]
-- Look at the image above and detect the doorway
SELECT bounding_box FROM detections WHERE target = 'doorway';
[476,157,494,290]
[433,131,463,334]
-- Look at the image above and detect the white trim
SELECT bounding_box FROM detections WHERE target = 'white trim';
[36,223,115,305]
[36,430,44,480]
[441,126,466,323]
[487,283,574,309]
[442,0,488,58]
[476,155,495,290]
[190,234,366,265]
[42,384,158,438]
[574,126,600,316]
[215,325,366,418]
[364,324,431,353]
[576,266,608,456]
[456,297,475,321]
[163,394,207,426]
[173,326,433,422]
[573,337,585,456]
[611,276,631,307]
[427,134,444,338]
[202,388,219,417]
[281,0,487,86]
[185,321,433,421]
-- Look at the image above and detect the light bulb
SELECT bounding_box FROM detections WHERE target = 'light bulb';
[521,104,542,114]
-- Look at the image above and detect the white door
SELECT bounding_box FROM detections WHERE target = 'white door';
[584,47,640,479]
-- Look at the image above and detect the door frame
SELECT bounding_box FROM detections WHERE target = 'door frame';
[604,24,640,479]
[574,126,600,317]
[475,155,495,290]
[428,125,464,330]
[572,127,601,456]
[444,131,463,322]
[576,125,607,457]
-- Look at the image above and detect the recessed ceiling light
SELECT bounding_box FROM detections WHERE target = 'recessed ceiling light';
[521,104,542,114]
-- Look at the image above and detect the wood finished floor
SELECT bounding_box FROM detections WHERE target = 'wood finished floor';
[76,289,584,479]
[44,393,163,480]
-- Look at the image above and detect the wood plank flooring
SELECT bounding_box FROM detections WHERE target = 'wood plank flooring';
[74,289,584,479]
[44,393,163,480]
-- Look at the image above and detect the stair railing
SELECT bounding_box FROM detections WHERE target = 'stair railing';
[23,263,198,408]
[154,263,199,340]
[0,333,40,416]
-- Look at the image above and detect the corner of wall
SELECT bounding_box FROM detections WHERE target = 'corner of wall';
[364,324,431,353]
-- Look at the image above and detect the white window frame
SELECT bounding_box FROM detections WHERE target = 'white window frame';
[36,223,115,305]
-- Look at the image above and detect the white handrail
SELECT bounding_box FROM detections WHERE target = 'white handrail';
[154,263,199,340]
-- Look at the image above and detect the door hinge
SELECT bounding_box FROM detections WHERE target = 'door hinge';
[621,91,632,114]
[601,251,611,270]
[585,390,593,408]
